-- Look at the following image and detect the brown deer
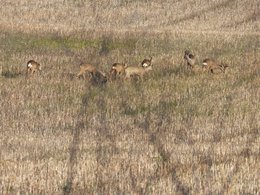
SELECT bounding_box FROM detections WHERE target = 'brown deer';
[27,60,41,75]
[77,63,97,80]
[77,63,107,85]
[109,63,128,81]
[125,64,153,80]
[184,50,196,70]
[202,58,228,74]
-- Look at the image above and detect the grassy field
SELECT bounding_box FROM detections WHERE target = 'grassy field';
[0,0,259,194]
[0,0,259,34]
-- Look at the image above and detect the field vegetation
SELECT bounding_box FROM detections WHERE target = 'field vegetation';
[0,0,259,194]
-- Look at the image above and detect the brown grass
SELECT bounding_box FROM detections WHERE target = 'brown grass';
[0,1,259,194]
[0,0,259,35]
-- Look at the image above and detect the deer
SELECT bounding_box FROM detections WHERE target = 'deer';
[184,50,196,70]
[77,63,107,85]
[109,63,128,81]
[124,64,153,80]
[141,57,152,67]
[27,60,41,75]
[202,58,229,74]
[76,63,97,80]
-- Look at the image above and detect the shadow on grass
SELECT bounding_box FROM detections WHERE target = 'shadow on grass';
[1,70,23,78]
[172,0,236,24]
[64,78,110,194]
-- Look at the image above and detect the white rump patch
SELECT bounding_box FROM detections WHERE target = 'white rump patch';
[202,62,208,66]
[143,63,148,67]
[28,63,32,68]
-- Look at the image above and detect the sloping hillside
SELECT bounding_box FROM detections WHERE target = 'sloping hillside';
[0,0,259,34]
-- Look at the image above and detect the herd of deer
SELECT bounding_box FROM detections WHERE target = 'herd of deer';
[24,50,228,85]
[184,50,229,74]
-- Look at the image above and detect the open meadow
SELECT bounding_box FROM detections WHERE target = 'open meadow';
[0,0,259,194]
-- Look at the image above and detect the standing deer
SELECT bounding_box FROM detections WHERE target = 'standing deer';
[125,64,153,80]
[202,58,228,74]
[27,60,41,75]
[77,63,107,85]
[77,63,97,80]
[109,63,128,81]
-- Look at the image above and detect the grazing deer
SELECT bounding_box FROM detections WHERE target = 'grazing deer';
[77,63,107,85]
[141,57,152,67]
[27,60,41,75]
[125,64,153,80]
[77,63,97,79]
[110,63,128,81]
[202,58,228,74]
[184,50,196,70]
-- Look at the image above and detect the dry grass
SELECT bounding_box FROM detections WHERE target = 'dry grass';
[0,0,260,194]
[0,0,259,35]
